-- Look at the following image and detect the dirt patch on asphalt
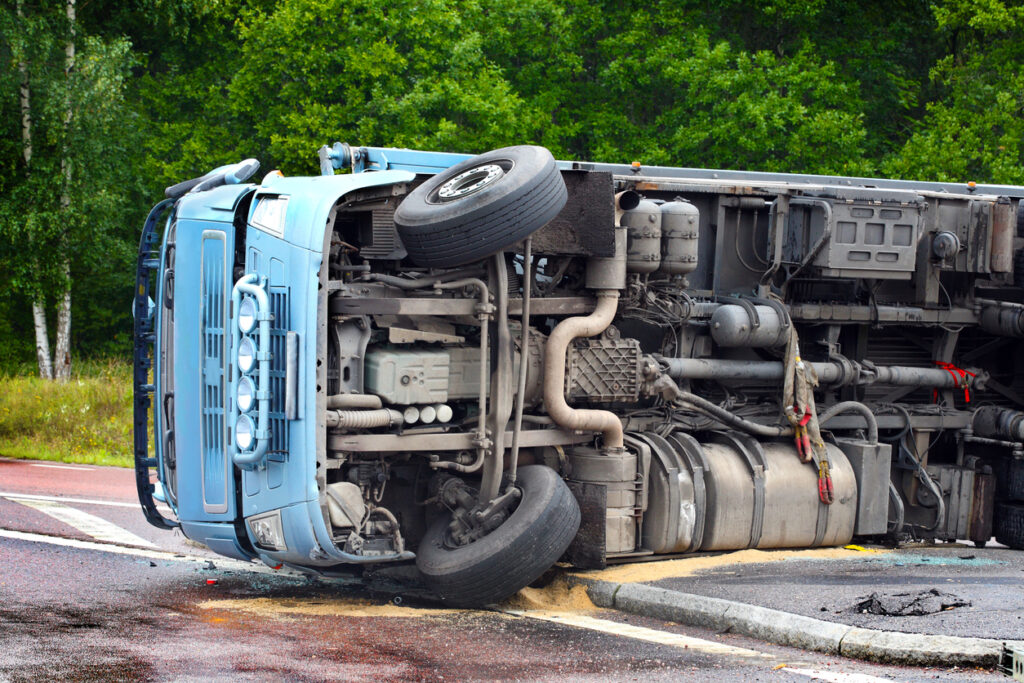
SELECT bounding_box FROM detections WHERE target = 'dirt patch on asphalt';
[577,546,884,584]
[199,596,450,619]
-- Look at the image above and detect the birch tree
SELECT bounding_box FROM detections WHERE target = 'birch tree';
[0,1,134,380]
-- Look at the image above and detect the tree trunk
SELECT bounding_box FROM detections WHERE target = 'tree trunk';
[54,264,72,381]
[55,0,76,382]
[32,302,54,380]
[17,0,54,380]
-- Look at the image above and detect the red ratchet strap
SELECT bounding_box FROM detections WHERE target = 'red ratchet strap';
[817,460,834,505]
[931,361,976,403]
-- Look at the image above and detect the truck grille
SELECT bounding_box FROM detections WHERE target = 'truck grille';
[200,231,229,513]
[268,287,291,462]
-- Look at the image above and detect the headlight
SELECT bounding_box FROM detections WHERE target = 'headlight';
[238,296,257,334]
[236,414,255,451]
[237,375,256,413]
[248,510,287,551]
[238,336,256,373]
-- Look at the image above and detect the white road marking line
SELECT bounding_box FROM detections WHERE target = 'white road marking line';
[0,527,294,575]
[11,498,157,547]
[506,612,896,681]
[784,668,894,682]
[504,610,771,659]
[0,491,174,515]
[30,463,94,471]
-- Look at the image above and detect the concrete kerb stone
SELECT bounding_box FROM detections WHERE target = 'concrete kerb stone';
[570,576,1014,667]
[838,628,1007,667]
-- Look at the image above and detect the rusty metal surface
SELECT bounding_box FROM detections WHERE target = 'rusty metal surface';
[564,480,609,570]
[530,171,615,257]
[970,470,996,545]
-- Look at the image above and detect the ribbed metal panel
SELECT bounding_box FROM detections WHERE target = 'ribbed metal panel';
[200,231,229,513]
[863,327,935,404]
[268,286,290,467]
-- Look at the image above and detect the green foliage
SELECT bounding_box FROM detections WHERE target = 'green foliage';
[225,0,546,173]
[0,358,133,467]
[885,0,1024,182]
[2,0,1024,375]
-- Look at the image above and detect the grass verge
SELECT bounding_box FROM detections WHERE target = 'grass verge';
[0,358,134,468]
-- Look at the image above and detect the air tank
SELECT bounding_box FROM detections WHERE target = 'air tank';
[622,199,662,273]
[711,304,790,348]
[659,199,699,276]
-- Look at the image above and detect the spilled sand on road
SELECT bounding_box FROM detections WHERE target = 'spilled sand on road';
[200,576,599,619]
[576,546,885,584]
[501,576,597,613]
[199,596,450,619]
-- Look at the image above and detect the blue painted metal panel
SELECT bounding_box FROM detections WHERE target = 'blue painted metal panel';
[247,170,415,252]
[172,216,237,524]
[176,183,254,222]
[180,521,256,562]
[240,232,319,519]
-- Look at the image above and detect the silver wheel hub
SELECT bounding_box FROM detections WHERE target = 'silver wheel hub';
[437,163,507,202]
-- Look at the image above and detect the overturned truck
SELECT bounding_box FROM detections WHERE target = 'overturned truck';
[135,143,1024,606]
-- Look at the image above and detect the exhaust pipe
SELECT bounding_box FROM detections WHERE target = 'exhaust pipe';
[543,290,624,449]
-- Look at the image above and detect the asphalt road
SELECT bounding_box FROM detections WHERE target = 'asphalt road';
[0,457,1005,682]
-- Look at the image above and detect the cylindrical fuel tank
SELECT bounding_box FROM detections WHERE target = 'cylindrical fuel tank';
[567,446,641,553]
[639,432,857,553]
[700,437,856,550]
[711,304,790,348]
[659,200,699,276]
[622,199,662,273]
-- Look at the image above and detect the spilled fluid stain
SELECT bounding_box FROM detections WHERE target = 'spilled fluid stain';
[859,553,1004,567]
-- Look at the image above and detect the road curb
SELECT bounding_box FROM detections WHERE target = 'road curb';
[571,576,1019,667]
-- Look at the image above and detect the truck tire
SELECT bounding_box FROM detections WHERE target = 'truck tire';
[416,465,580,607]
[394,145,567,268]
[991,457,1024,503]
[995,503,1024,550]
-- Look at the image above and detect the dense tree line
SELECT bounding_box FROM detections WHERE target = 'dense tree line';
[1,0,1023,375]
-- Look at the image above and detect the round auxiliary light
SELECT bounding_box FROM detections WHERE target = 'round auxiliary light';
[238,296,258,334]
[237,375,256,413]
[236,414,255,451]
[238,336,257,373]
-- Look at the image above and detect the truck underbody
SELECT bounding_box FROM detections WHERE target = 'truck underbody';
[135,144,1024,607]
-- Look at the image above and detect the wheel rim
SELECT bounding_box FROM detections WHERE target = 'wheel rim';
[433,161,511,203]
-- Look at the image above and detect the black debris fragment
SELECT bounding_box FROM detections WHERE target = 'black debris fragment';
[854,588,970,616]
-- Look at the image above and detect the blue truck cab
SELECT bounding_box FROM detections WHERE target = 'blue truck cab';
[136,143,1024,606]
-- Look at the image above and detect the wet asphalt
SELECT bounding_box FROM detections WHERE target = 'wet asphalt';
[0,458,1011,681]
[653,544,1024,640]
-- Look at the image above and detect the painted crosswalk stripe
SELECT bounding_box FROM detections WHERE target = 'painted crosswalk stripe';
[0,527,295,575]
[504,610,771,659]
[784,668,894,682]
[0,491,173,516]
[29,463,94,471]
[9,497,157,547]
